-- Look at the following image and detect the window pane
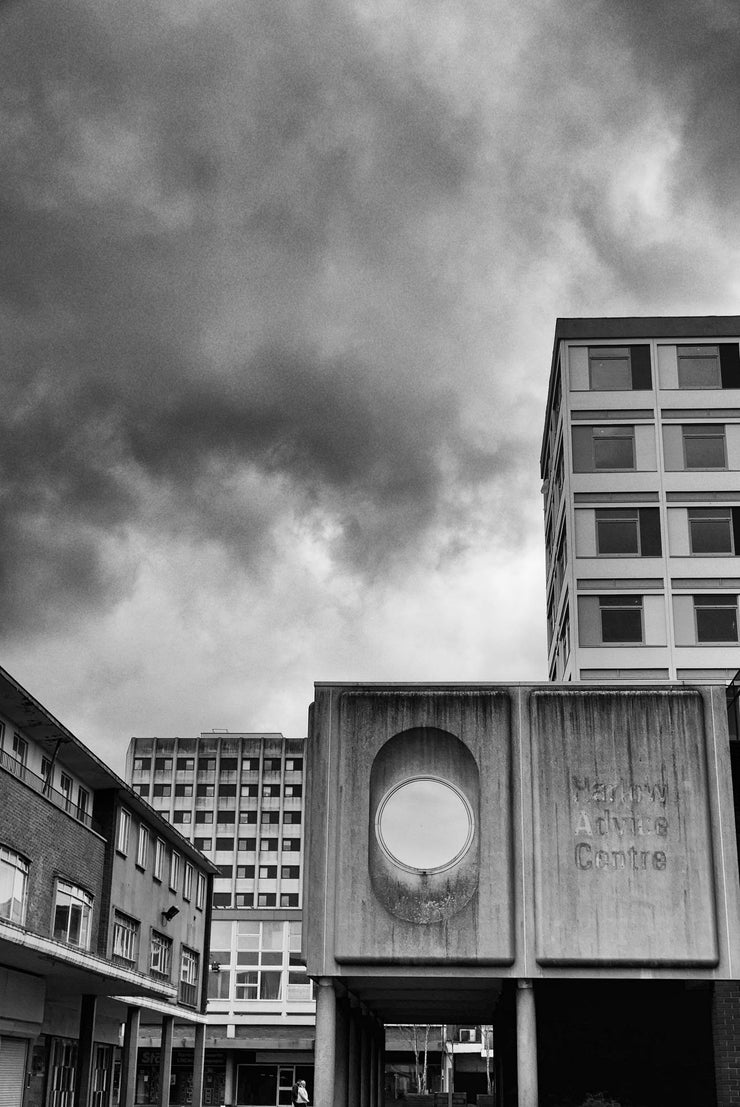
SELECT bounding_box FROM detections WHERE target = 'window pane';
[596,510,639,555]
[260,971,282,1000]
[696,598,738,642]
[689,510,733,554]
[593,428,634,470]
[261,922,284,949]
[683,426,726,469]
[589,348,631,390]
[677,346,720,388]
[600,597,643,643]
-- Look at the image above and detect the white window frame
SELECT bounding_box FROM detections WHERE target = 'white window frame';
[196,872,206,910]
[169,851,181,892]
[117,808,131,855]
[183,862,193,901]
[0,845,29,925]
[154,838,166,881]
[150,930,172,977]
[137,824,150,869]
[112,911,139,963]
[53,879,93,949]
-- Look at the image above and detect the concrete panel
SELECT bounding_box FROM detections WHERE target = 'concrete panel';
[667,508,689,556]
[635,424,656,470]
[663,424,684,470]
[574,510,596,557]
[673,595,696,646]
[726,424,740,470]
[657,345,678,389]
[329,690,513,964]
[577,596,601,646]
[530,690,718,966]
[569,346,589,391]
[644,595,667,645]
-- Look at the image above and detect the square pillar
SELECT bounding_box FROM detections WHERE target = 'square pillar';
[348,1001,361,1107]
[334,997,350,1107]
[73,995,97,1107]
[158,1015,175,1107]
[314,979,337,1107]
[120,1006,141,1107]
[359,1012,370,1107]
[192,1022,206,1107]
[516,980,538,1107]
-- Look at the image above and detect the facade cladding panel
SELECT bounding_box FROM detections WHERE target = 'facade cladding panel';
[541,316,740,682]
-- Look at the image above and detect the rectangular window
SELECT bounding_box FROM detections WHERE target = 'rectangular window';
[112,911,139,964]
[285,758,303,772]
[220,758,238,772]
[183,862,193,900]
[284,784,303,798]
[134,784,149,796]
[682,424,726,469]
[236,893,253,908]
[197,783,215,798]
[12,734,27,766]
[197,758,215,773]
[196,873,206,910]
[599,596,643,644]
[259,865,277,879]
[260,838,278,853]
[677,345,721,389]
[595,507,661,557]
[53,879,93,948]
[137,824,150,869]
[694,595,738,643]
[194,837,212,851]
[172,810,191,824]
[262,785,280,799]
[241,784,258,798]
[242,758,260,771]
[593,426,635,470]
[287,969,312,1000]
[133,757,151,771]
[175,783,193,797]
[117,809,131,854]
[237,865,255,878]
[176,757,194,771]
[282,838,301,852]
[41,757,54,787]
[216,836,234,850]
[195,811,213,824]
[281,893,300,907]
[150,930,172,977]
[154,757,172,772]
[238,837,257,851]
[258,893,277,908]
[688,507,739,554]
[588,345,652,391]
[213,892,232,908]
[261,812,279,825]
[76,787,89,820]
[153,784,171,797]
[0,845,29,924]
[283,812,302,824]
[281,865,300,879]
[218,784,237,798]
[154,838,166,881]
[170,851,181,892]
[180,947,200,1006]
[217,864,233,878]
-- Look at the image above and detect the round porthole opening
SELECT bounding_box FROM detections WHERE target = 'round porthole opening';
[375,777,474,874]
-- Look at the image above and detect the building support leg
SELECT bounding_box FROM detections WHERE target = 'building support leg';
[192,1022,206,1107]
[360,1011,371,1107]
[369,1023,378,1107]
[314,979,337,1107]
[348,1000,361,1107]
[158,1015,174,1107]
[376,1024,385,1107]
[73,995,97,1107]
[334,997,349,1107]
[119,1006,141,1107]
[516,980,538,1107]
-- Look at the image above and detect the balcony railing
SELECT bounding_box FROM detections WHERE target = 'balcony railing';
[0,751,99,832]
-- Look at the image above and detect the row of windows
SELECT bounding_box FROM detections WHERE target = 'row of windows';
[578,593,740,646]
[216,864,300,879]
[0,727,91,824]
[212,892,300,908]
[134,756,302,774]
[116,809,206,908]
[143,783,303,799]
[193,836,300,852]
[112,910,200,1004]
[569,343,740,392]
[572,422,737,473]
[570,506,740,559]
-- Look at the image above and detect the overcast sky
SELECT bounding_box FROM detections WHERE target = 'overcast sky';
[2,0,740,774]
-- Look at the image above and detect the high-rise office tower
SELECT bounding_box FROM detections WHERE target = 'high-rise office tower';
[126,732,315,1106]
[542,316,740,682]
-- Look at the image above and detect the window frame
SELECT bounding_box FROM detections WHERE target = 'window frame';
[599,595,644,644]
[183,861,194,901]
[0,844,29,925]
[53,878,93,949]
[169,850,181,893]
[694,594,739,643]
[682,424,727,470]
[592,426,636,471]
[688,507,735,555]
[153,838,166,882]
[196,872,206,910]
[117,809,132,855]
[136,824,150,870]
[112,910,140,964]
[677,344,721,389]
[149,929,172,978]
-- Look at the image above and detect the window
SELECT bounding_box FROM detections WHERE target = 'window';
[284,784,302,798]
[599,596,643,643]
[262,785,280,799]
[259,865,277,879]
[234,920,284,999]
[261,812,279,825]
[12,734,27,766]
[287,969,312,1000]
[170,851,181,892]
[260,838,278,852]
[154,757,172,772]
[217,864,233,878]
[53,880,93,948]
[133,757,151,771]
[41,757,54,787]
[197,758,215,773]
[283,812,302,825]
[572,425,637,472]
[281,893,300,907]
[213,892,232,908]
[134,784,149,796]
[281,866,300,879]
[216,836,234,850]
[258,893,277,907]
[677,345,721,389]
[682,424,726,469]
[282,838,301,852]
[180,947,200,1006]
[76,787,89,821]
[263,758,282,772]
[588,345,651,391]
[216,810,235,824]
[59,773,72,808]
[154,838,166,881]
[218,784,237,797]
[694,595,738,643]
[117,809,131,854]
[285,758,303,772]
[150,930,172,977]
[184,862,193,900]
[0,845,29,924]
[242,758,260,771]
[236,893,253,908]
[172,811,192,824]
[459,1028,477,1043]
[195,811,213,824]
[237,865,255,878]
[196,872,206,910]
[220,758,238,772]
[153,784,171,797]
[112,911,139,964]
[137,824,150,869]
[239,811,257,824]
[688,508,739,554]
[197,784,214,798]
[595,508,661,556]
[241,785,258,798]
[194,837,212,851]
[176,757,194,771]
[238,837,257,851]
[175,783,193,797]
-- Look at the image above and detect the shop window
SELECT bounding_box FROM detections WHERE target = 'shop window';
[53,880,93,948]
[0,845,29,924]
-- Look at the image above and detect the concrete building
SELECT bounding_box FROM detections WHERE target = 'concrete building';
[125,733,315,1106]
[303,681,740,1107]
[541,316,740,682]
[0,664,217,1107]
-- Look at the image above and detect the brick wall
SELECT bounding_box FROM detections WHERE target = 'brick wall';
[713,982,740,1107]
[0,772,105,944]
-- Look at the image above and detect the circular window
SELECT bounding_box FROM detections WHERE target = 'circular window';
[375,777,474,874]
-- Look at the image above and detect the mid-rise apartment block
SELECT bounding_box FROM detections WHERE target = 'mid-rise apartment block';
[542,316,740,681]
[126,732,314,1106]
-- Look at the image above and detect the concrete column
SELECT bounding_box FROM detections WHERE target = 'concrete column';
[224,1052,235,1105]
[376,1024,385,1107]
[314,979,337,1107]
[359,1011,371,1107]
[370,1025,378,1107]
[334,997,350,1107]
[73,995,97,1107]
[516,980,538,1107]
[348,1001,361,1107]
[158,1015,175,1107]
[119,1006,141,1107]
[192,1022,206,1107]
